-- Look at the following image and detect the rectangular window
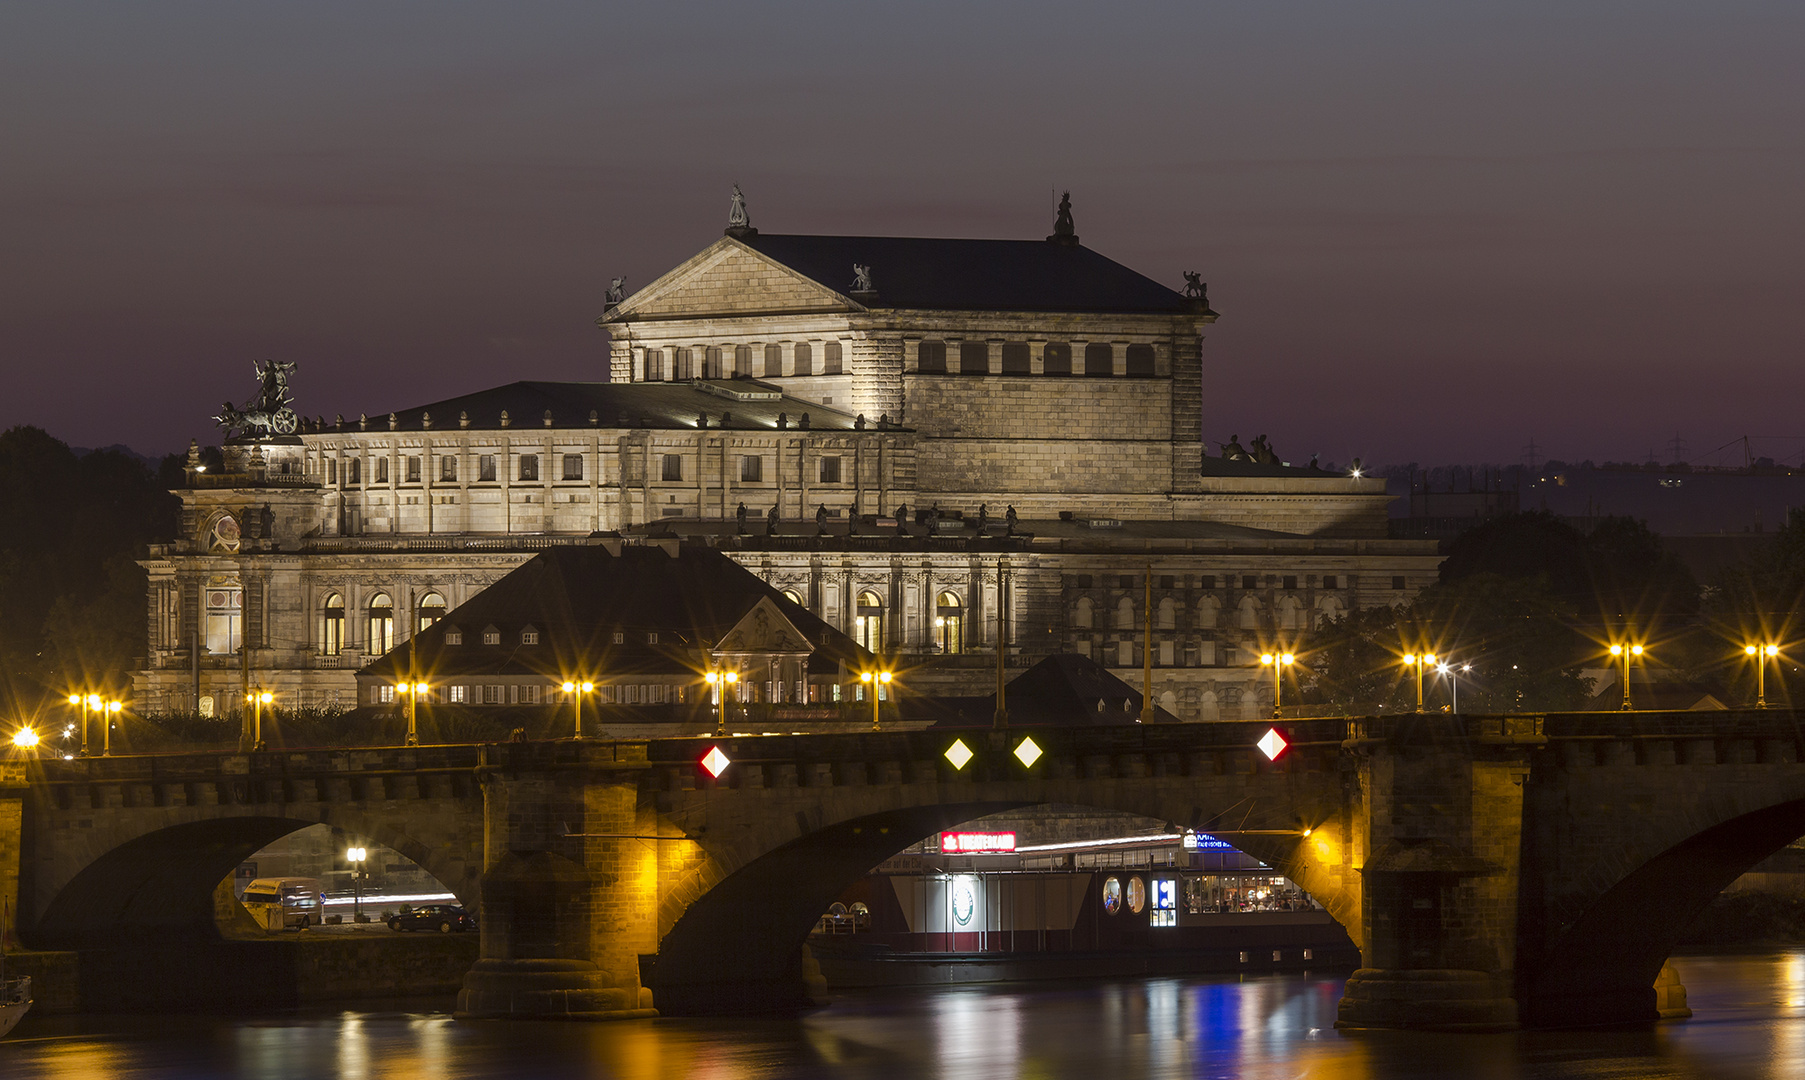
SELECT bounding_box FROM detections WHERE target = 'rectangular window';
[1159,575,1175,590]
[613,631,624,644]
[562,454,583,480]
[1322,575,1338,590]
[1001,342,1030,374]
[1118,575,1135,589]
[448,685,467,703]
[1117,641,1135,667]
[1158,641,1175,666]
[521,630,539,645]
[406,455,421,483]
[1283,576,1297,591]
[917,340,947,373]
[378,685,395,704]
[483,629,500,645]
[793,342,813,376]
[1199,575,1216,589]
[740,455,763,483]
[524,684,541,704]
[376,457,389,484]
[328,458,338,484]
[440,456,457,482]
[1073,574,1093,589]
[763,344,782,378]
[1393,576,1408,590]
[823,341,843,374]
[819,456,842,483]
[519,455,538,481]
[478,454,496,482]
[1084,342,1114,377]
[647,632,658,644]
[1125,344,1156,377]
[482,684,501,704]
[662,454,683,481]
[444,630,462,646]
[958,340,988,374]
[1242,575,1259,591]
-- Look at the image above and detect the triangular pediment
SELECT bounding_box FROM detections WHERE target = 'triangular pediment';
[605,238,860,323]
[716,596,813,655]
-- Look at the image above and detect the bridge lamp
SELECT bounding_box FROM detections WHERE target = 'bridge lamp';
[347,846,368,920]
[705,670,737,737]
[104,700,123,757]
[1744,643,1781,708]
[562,679,596,740]
[1401,654,1436,712]
[859,670,893,732]
[1608,644,1645,711]
[1259,653,1295,718]
[944,738,974,770]
[11,726,38,749]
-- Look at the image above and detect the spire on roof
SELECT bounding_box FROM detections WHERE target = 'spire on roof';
[725,184,758,239]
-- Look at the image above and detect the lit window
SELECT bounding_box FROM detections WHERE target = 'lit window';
[378,685,395,704]
[417,592,446,633]
[1151,878,1177,927]
[855,592,883,652]
[482,625,500,645]
[740,455,763,483]
[1102,877,1122,915]
[320,593,344,655]
[448,685,467,703]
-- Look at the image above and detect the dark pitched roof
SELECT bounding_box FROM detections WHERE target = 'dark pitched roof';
[309,380,866,435]
[739,234,1201,315]
[361,544,873,680]
[918,653,1179,728]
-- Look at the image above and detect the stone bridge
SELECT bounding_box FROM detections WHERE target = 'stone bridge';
[2,709,1803,1030]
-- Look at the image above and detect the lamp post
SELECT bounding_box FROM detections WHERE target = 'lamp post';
[704,669,737,737]
[561,680,595,739]
[1401,653,1438,712]
[1744,643,1780,708]
[1608,643,1644,710]
[396,681,428,746]
[1259,652,1294,718]
[859,669,893,731]
[1436,662,1472,714]
[246,690,273,751]
[104,700,122,755]
[347,846,367,922]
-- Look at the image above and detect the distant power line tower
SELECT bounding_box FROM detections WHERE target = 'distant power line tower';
[1522,438,1542,471]
[1666,433,1689,465]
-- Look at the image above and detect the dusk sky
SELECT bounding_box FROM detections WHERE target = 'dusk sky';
[4,2,1801,468]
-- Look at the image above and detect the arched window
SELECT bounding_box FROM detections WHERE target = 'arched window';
[763,344,783,378]
[780,588,804,607]
[1317,595,1346,624]
[1199,689,1220,722]
[1114,596,1136,630]
[793,343,813,376]
[1158,690,1178,716]
[321,593,345,655]
[1043,342,1073,376]
[368,593,394,655]
[1196,595,1221,630]
[644,348,664,382]
[1084,342,1114,377]
[1237,595,1261,630]
[917,340,947,373]
[935,591,964,654]
[1157,597,1177,630]
[1073,597,1094,629]
[1277,595,1303,631]
[417,592,446,634]
[205,579,243,656]
[855,591,884,653]
[1125,344,1155,376]
[822,341,843,374]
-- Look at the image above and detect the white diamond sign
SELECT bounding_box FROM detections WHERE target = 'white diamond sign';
[1257,728,1288,761]
[944,739,974,770]
[701,745,732,777]
[1013,736,1043,768]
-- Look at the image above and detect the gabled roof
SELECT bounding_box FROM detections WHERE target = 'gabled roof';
[360,544,873,680]
[306,379,865,435]
[738,234,1197,315]
[920,653,1180,728]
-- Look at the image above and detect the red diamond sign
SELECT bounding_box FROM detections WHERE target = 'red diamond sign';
[701,745,731,777]
[1257,728,1288,761]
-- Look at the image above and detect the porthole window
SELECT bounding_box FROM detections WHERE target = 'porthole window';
[1102,877,1122,915]
[1126,876,1146,914]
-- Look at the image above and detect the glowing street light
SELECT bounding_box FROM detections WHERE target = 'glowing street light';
[1401,653,1438,713]
[1744,643,1781,709]
[703,670,737,737]
[1259,652,1295,718]
[104,700,122,756]
[859,669,893,732]
[395,681,429,747]
[1608,643,1645,711]
[11,726,39,749]
[346,846,368,921]
[246,689,274,751]
[561,680,596,739]
[1436,662,1473,714]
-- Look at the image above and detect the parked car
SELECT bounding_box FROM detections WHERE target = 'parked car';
[388,904,476,933]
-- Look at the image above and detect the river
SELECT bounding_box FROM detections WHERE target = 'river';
[3,953,1802,1079]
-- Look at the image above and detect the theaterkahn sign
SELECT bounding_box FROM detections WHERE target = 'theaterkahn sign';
[941,831,1016,853]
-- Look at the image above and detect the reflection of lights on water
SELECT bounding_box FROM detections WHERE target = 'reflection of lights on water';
[934,988,1020,1078]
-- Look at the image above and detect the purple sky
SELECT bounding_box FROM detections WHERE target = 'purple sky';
[4,2,1802,467]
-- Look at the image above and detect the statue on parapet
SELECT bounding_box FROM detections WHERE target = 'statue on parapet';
[1221,434,1249,462]
[605,277,626,306]
[851,264,874,293]
[736,502,749,535]
[1006,504,1018,534]
[816,504,829,533]
[1250,434,1278,465]
[215,360,299,440]
[765,503,780,536]
[1182,271,1207,303]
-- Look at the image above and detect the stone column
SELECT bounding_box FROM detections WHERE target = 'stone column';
[1335,715,1538,1032]
[457,742,659,1020]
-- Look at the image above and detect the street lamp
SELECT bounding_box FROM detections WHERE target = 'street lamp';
[1259,652,1295,718]
[1436,662,1472,714]
[703,670,737,737]
[396,681,429,746]
[1608,643,1645,710]
[1744,643,1781,708]
[859,669,893,731]
[561,680,595,739]
[104,700,122,755]
[11,726,38,749]
[346,846,367,922]
[1401,653,1438,713]
[246,690,273,751]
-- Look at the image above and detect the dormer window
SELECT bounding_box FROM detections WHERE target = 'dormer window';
[613,632,624,644]
[647,632,658,644]
[444,628,463,646]
[482,625,500,645]
[521,626,540,645]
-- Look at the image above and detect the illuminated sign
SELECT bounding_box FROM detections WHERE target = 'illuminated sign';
[1182,831,1236,851]
[700,746,731,778]
[951,876,977,926]
[940,831,1016,854]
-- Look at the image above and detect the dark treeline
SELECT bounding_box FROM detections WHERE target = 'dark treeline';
[1303,509,1805,713]
[0,426,183,718]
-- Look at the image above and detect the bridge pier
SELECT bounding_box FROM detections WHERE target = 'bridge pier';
[456,745,659,1020]
[1336,716,1538,1032]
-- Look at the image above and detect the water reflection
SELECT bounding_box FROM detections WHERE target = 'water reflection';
[2,955,1803,1079]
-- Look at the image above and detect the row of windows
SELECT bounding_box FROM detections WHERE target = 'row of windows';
[916,340,1156,377]
[325,453,588,486]
[659,453,843,483]
[320,591,445,655]
[644,342,845,382]
[375,681,846,707]
[1068,574,1407,592]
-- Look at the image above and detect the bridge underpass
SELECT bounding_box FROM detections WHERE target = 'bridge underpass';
[4,710,1803,1029]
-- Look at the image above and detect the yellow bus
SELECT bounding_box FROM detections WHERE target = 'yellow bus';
[240,877,322,930]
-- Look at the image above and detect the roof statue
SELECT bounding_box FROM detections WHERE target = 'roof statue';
[1250,434,1279,465]
[736,502,749,535]
[726,184,756,237]
[765,503,780,536]
[851,263,875,293]
[214,360,299,440]
[605,277,626,306]
[1006,504,1018,534]
[1182,271,1207,302]
[1221,434,1249,462]
[1047,191,1078,246]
